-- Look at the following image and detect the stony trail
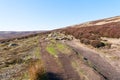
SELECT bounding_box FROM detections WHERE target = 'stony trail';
[40,40,81,80]
[39,38,106,80]
[66,40,120,80]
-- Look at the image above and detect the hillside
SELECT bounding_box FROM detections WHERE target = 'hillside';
[0,31,44,40]
[61,16,120,48]
[0,16,120,80]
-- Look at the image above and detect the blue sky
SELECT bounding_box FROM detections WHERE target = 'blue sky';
[0,0,120,31]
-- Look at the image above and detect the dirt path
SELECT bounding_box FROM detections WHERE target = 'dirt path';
[39,40,81,80]
[66,40,120,80]
[58,53,80,80]
[40,40,64,80]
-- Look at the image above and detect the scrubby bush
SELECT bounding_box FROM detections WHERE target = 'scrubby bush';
[104,43,111,49]
[62,22,120,38]
[90,40,105,48]
[88,35,100,40]
[80,38,90,45]
[28,60,47,80]
[61,21,120,48]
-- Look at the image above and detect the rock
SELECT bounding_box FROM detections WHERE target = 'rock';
[48,32,73,41]
[8,43,18,47]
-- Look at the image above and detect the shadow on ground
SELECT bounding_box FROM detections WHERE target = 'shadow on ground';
[47,72,63,80]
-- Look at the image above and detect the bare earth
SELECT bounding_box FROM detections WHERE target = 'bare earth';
[66,39,120,80]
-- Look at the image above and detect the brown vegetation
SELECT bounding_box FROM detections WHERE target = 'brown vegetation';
[90,40,105,48]
[80,38,90,45]
[61,22,120,48]
[28,60,47,80]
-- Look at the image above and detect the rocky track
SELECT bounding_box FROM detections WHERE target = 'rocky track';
[40,40,80,80]
[66,40,120,80]
[39,38,106,80]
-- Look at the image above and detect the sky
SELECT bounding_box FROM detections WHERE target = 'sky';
[0,0,120,31]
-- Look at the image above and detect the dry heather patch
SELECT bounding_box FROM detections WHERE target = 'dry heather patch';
[62,22,120,48]
[28,60,47,80]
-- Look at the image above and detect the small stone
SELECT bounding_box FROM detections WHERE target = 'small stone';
[8,43,18,47]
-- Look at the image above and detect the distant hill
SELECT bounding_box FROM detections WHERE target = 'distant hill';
[0,31,44,40]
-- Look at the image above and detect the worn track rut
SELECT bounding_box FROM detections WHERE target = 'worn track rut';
[40,40,81,80]
[66,40,120,80]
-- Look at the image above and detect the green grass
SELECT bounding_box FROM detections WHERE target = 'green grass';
[46,40,71,56]
[46,43,57,57]
[56,42,71,54]
[56,43,65,50]
[35,47,41,59]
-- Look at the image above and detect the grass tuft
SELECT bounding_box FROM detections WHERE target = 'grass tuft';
[28,60,48,80]
[46,43,57,57]
[56,42,71,54]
